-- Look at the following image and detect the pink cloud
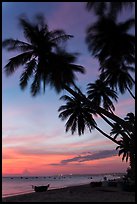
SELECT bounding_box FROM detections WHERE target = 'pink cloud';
[3,146,129,175]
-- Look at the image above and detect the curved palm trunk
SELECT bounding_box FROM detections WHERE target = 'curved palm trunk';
[98,112,132,139]
[97,106,134,132]
[64,85,134,133]
[93,125,120,145]
[126,86,135,99]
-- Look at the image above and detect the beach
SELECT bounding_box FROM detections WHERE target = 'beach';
[3,183,135,202]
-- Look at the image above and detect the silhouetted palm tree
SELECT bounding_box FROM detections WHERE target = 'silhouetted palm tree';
[58,95,96,135]
[100,60,135,99]
[2,14,84,96]
[86,17,135,65]
[58,94,120,145]
[116,136,130,162]
[124,112,135,131]
[87,77,118,113]
[124,113,135,176]
[116,132,135,176]
[86,2,134,19]
[86,16,135,98]
[110,112,135,178]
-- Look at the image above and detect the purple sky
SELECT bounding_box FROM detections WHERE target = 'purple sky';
[2,2,135,176]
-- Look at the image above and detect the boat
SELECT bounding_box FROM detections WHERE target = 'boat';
[32,184,50,192]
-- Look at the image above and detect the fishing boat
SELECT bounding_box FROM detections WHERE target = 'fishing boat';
[32,184,50,192]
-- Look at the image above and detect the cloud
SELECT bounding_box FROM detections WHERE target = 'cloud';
[50,149,117,166]
[50,162,87,167]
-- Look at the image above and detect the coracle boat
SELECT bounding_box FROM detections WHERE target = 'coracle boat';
[32,184,50,192]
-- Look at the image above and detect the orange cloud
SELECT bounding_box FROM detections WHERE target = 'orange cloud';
[2,146,129,176]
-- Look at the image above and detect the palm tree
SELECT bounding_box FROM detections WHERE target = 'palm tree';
[110,112,135,179]
[100,59,135,99]
[58,95,96,136]
[116,136,130,162]
[124,112,135,131]
[87,77,118,113]
[86,17,135,65]
[86,2,134,19]
[124,112,135,177]
[58,94,120,145]
[86,16,135,98]
[3,14,134,134]
[2,14,84,96]
[86,79,131,140]
[116,132,135,179]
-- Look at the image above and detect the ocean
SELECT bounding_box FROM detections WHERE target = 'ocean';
[2,173,123,198]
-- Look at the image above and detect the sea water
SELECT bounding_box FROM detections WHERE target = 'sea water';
[2,173,123,198]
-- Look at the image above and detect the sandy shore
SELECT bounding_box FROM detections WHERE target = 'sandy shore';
[3,183,135,202]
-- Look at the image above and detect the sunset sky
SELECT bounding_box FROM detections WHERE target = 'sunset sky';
[2,2,135,176]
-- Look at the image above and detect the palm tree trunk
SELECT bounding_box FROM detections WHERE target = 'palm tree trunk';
[72,83,132,138]
[63,85,134,133]
[97,106,134,132]
[93,125,120,145]
[126,86,135,99]
[98,112,132,139]
[129,150,135,180]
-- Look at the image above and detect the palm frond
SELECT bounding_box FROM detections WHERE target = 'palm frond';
[50,29,73,43]
[19,17,40,45]
[119,18,135,32]
[30,71,41,96]
[2,38,33,52]
[78,116,85,135]
[20,59,36,90]
[65,114,76,133]
[4,51,33,76]
[59,95,75,102]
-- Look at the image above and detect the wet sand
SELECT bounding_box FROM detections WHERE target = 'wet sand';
[2,183,135,202]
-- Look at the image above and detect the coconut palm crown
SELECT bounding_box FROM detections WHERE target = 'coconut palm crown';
[87,77,118,112]
[2,14,85,96]
[86,17,135,65]
[58,95,97,135]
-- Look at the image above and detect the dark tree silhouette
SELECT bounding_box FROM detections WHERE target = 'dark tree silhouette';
[124,112,135,131]
[58,94,120,145]
[86,16,135,98]
[110,113,135,179]
[100,59,135,99]
[2,14,84,96]
[58,95,96,136]
[86,17,135,65]
[87,77,118,113]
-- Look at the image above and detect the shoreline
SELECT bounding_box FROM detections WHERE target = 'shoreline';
[2,182,89,198]
[2,183,135,202]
